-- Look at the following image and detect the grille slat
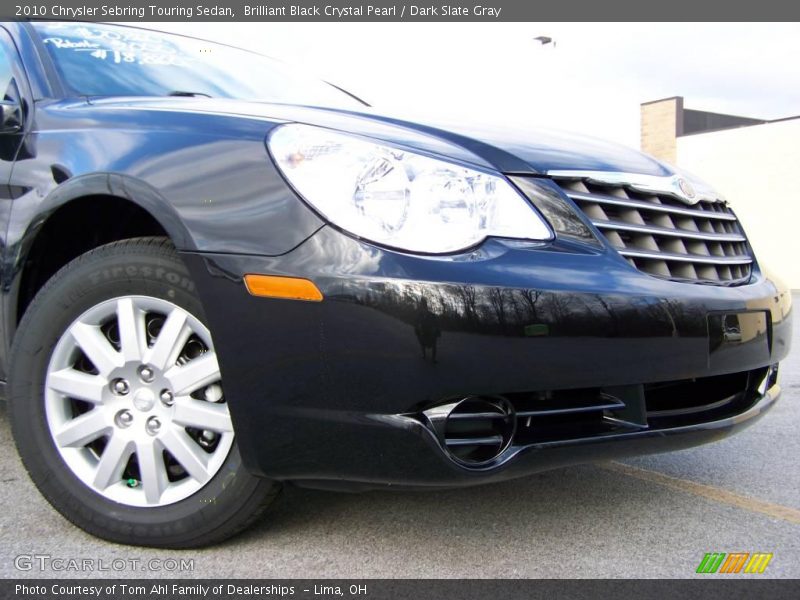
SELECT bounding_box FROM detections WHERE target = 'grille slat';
[567,190,738,221]
[593,220,747,243]
[515,399,624,417]
[618,248,752,265]
[554,178,753,285]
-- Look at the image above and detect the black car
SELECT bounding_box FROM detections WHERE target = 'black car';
[0,21,791,548]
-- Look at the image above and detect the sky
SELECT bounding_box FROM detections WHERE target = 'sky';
[135,22,800,149]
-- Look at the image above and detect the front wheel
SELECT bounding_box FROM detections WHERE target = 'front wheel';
[9,238,279,547]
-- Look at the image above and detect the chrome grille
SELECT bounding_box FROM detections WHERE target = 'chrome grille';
[552,176,753,284]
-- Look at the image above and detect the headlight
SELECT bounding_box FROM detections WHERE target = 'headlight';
[268,124,552,254]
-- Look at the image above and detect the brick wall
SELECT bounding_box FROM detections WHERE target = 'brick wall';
[640,97,683,164]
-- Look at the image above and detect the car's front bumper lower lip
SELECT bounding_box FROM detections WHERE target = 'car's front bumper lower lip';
[279,382,782,491]
[181,225,792,489]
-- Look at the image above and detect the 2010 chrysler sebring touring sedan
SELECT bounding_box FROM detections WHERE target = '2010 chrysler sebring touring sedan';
[0,21,791,548]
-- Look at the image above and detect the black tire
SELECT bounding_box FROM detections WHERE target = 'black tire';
[8,237,280,548]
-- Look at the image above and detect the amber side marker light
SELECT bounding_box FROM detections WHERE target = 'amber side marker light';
[243,274,323,302]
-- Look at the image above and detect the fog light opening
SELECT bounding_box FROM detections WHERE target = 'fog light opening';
[423,395,516,467]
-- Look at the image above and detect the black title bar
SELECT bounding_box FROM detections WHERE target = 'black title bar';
[5,579,800,600]
[4,0,800,21]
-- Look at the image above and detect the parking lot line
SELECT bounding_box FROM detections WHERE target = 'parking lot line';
[599,461,800,525]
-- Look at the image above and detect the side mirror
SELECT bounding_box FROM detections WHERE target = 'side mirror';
[0,99,21,133]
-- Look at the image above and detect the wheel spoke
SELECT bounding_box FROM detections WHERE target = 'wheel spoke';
[53,409,110,447]
[143,308,189,370]
[93,435,133,490]
[136,438,169,504]
[164,351,220,395]
[172,397,233,433]
[70,322,123,377]
[48,368,106,404]
[116,298,146,363]
[160,426,211,484]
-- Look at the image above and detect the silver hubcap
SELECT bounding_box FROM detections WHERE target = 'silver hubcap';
[44,296,234,507]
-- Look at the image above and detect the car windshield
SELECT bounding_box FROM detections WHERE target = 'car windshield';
[32,22,363,108]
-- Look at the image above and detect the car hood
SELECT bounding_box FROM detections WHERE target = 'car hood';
[85,97,674,176]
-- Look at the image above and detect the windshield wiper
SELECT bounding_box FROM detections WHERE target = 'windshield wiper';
[167,91,212,98]
[326,82,370,107]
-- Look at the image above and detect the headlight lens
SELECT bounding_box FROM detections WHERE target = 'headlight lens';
[268,124,552,253]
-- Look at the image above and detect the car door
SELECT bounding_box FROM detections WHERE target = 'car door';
[0,26,31,381]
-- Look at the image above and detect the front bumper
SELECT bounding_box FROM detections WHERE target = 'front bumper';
[181,225,792,489]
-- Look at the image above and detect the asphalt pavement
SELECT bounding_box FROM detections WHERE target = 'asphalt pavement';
[1,295,798,579]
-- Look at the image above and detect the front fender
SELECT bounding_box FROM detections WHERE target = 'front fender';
[20,172,193,250]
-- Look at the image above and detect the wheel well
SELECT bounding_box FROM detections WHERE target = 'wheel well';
[17,195,170,323]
